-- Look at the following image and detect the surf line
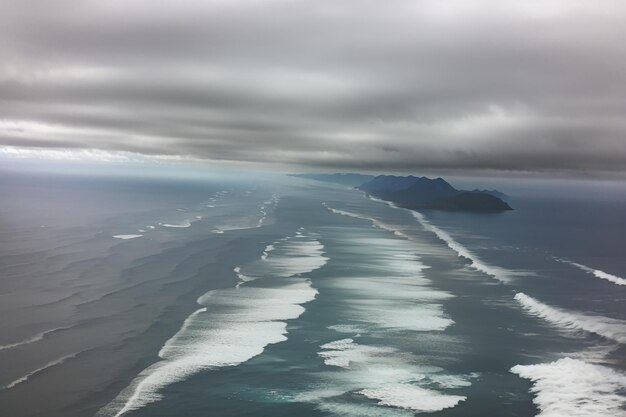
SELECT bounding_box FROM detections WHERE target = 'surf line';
[556,258,626,286]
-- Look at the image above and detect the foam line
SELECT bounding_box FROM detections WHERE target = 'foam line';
[0,325,74,352]
[107,282,317,416]
[101,231,325,416]
[112,234,143,240]
[322,203,410,239]
[511,357,626,417]
[360,385,466,413]
[410,211,512,283]
[318,338,396,368]
[558,259,626,286]
[159,220,192,228]
[2,352,78,390]
[261,244,275,260]
[515,292,626,344]
[357,195,515,283]
[309,337,468,414]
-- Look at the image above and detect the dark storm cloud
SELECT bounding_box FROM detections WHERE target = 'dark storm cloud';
[1,0,626,174]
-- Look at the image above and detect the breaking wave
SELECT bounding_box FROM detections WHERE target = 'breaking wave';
[99,231,327,416]
[558,259,626,286]
[511,357,626,417]
[514,292,626,344]
[411,211,514,283]
[2,352,79,390]
[0,325,74,352]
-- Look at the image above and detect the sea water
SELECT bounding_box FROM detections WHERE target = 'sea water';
[0,171,624,417]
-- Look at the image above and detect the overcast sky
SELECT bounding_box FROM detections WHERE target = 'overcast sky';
[1,0,626,175]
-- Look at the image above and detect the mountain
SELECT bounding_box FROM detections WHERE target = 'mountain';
[289,173,375,187]
[469,189,508,199]
[413,192,513,211]
[357,175,512,211]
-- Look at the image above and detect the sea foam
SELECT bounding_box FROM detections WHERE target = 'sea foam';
[322,232,454,333]
[0,325,73,352]
[558,259,626,286]
[511,357,626,417]
[360,385,466,413]
[411,211,514,283]
[158,220,192,228]
[355,195,516,283]
[306,336,468,414]
[105,281,318,416]
[323,203,411,239]
[2,352,79,390]
[112,234,143,240]
[101,231,326,416]
[318,338,396,368]
[515,292,626,344]
[236,235,328,283]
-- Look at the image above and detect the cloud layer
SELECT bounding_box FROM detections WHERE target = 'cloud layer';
[2,0,626,174]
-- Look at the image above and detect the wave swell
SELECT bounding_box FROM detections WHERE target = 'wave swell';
[514,292,626,344]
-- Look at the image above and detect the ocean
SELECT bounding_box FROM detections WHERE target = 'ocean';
[0,170,624,417]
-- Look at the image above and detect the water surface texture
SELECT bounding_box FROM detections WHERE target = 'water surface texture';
[1,172,624,417]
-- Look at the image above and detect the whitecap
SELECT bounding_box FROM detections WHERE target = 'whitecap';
[104,281,317,416]
[261,244,275,260]
[112,234,143,240]
[360,384,466,413]
[511,357,626,417]
[515,292,626,344]
[3,352,79,390]
[323,203,411,239]
[318,338,396,368]
[100,231,325,416]
[0,325,74,352]
[159,220,192,228]
[411,211,515,283]
[558,259,626,286]
[304,337,468,414]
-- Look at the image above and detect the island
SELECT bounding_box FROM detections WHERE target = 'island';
[292,173,513,212]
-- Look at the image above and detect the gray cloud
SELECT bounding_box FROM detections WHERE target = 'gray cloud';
[1,0,626,174]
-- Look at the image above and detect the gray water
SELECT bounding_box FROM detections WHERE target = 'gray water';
[0,171,624,417]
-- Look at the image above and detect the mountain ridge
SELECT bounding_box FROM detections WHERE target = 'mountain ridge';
[357,175,512,211]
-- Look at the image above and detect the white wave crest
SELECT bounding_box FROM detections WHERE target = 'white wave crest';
[103,281,317,416]
[112,234,143,240]
[559,259,626,286]
[360,385,465,413]
[261,244,275,260]
[234,234,328,286]
[0,325,73,352]
[100,231,324,416]
[514,292,626,344]
[411,211,513,283]
[3,352,79,390]
[511,357,626,417]
[159,220,191,228]
[323,203,411,239]
[308,337,468,414]
[259,237,328,278]
[318,338,396,368]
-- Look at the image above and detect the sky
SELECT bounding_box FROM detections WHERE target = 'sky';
[1,0,626,176]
